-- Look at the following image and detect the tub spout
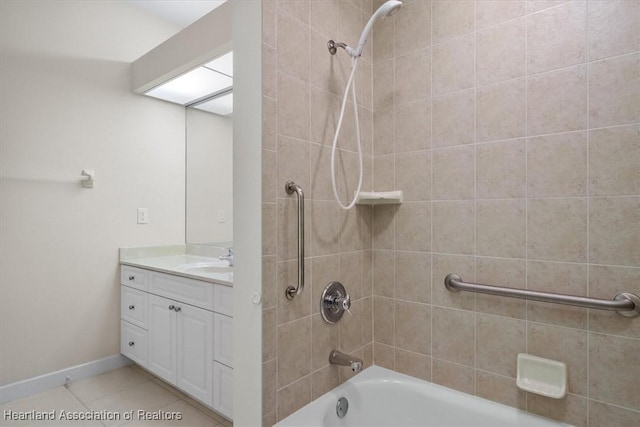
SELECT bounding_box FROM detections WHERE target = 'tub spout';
[329,350,363,372]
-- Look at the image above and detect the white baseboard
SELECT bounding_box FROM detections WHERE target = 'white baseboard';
[0,354,132,404]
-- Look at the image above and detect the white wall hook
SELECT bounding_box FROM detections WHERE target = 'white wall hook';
[81,170,94,188]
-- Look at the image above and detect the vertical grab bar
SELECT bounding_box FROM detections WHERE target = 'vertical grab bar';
[285,181,304,299]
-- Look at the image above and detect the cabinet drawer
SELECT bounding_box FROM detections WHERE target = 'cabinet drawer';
[150,272,214,311]
[213,313,233,368]
[121,320,147,366]
[212,361,233,420]
[213,284,233,317]
[121,266,148,290]
[121,286,147,329]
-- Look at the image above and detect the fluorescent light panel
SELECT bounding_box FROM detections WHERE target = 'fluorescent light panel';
[193,92,233,116]
[204,51,233,77]
[146,67,231,105]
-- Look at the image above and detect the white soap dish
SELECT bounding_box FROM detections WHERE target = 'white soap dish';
[516,353,567,399]
[355,191,403,205]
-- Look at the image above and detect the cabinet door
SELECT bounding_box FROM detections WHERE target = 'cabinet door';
[147,294,177,383]
[212,361,233,420]
[176,303,213,405]
[213,313,233,368]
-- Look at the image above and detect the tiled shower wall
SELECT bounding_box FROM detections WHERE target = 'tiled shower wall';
[261,1,376,425]
[369,1,639,426]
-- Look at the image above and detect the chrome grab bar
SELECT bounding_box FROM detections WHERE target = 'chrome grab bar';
[285,181,305,299]
[445,274,640,318]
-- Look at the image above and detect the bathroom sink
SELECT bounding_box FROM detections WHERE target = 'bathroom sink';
[174,260,233,282]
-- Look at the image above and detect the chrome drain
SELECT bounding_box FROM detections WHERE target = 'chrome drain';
[336,397,349,418]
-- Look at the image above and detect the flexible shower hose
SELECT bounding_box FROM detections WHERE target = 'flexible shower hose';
[331,56,363,210]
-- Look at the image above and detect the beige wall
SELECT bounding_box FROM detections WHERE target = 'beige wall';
[369,1,639,426]
[261,0,376,424]
[0,1,185,385]
[263,0,639,426]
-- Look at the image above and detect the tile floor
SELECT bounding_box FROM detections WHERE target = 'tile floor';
[0,365,232,427]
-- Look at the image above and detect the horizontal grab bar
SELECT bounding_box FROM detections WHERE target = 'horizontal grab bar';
[444,274,640,318]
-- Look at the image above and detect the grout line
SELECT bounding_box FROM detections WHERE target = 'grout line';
[585,6,591,423]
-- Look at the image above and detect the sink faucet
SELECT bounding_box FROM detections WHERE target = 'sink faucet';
[219,247,233,266]
[329,350,363,372]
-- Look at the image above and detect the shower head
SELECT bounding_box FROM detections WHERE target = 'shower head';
[354,0,402,57]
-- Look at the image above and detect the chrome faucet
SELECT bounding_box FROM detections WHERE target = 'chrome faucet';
[219,247,234,266]
[329,350,363,372]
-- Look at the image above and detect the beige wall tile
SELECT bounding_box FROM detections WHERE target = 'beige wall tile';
[395,251,431,304]
[589,124,640,196]
[372,7,395,63]
[432,254,476,311]
[309,86,339,146]
[394,0,431,56]
[340,298,364,353]
[277,317,312,388]
[263,0,277,48]
[310,142,333,200]
[395,48,431,106]
[278,259,312,323]
[374,296,395,345]
[263,44,277,99]
[476,314,526,377]
[311,365,340,400]
[263,308,277,362]
[395,100,431,152]
[310,200,340,256]
[277,198,311,262]
[527,1,586,74]
[477,78,526,142]
[395,300,431,355]
[373,59,394,109]
[263,96,277,151]
[527,131,587,198]
[263,256,278,309]
[373,204,396,249]
[277,73,310,140]
[432,89,475,148]
[310,0,338,38]
[395,202,431,252]
[432,34,475,96]
[476,257,527,319]
[373,342,394,370]
[263,359,277,416]
[527,0,569,14]
[589,332,640,410]
[588,400,640,427]
[527,65,587,136]
[311,255,341,315]
[340,251,364,300]
[527,198,588,263]
[589,196,640,267]
[588,0,640,61]
[362,296,373,343]
[339,0,362,46]
[475,371,526,410]
[527,393,588,426]
[373,154,394,192]
[277,136,310,195]
[394,349,431,381]
[373,107,394,155]
[336,149,367,200]
[310,29,346,96]
[528,322,588,396]
[589,265,640,339]
[476,1,526,30]
[432,0,474,43]
[477,200,526,259]
[311,314,339,371]
[477,139,526,199]
[278,0,309,24]
[527,260,588,329]
[432,307,475,366]
[263,203,277,256]
[395,150,431,201]
[589,53,640,128]
[277,376,311,422]
[277,8,310,82]
[432,359,475,394]
[433,146,474,201]
[263,149,277,202]
[477,19,526,85]
[432,201,475,255]
[373,250,395,298]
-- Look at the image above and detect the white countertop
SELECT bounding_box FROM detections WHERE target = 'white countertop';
[120,245,233,287]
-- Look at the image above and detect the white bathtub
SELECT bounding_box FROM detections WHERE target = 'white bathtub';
[275,366,571,427]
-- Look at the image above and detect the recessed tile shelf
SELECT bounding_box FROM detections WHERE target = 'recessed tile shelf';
[355,191,403,205]
[516,353,567,399]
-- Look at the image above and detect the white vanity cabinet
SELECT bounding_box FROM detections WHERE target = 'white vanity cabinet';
[119,266,233,420]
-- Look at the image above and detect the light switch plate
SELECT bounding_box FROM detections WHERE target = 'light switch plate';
[137,208,148,224]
